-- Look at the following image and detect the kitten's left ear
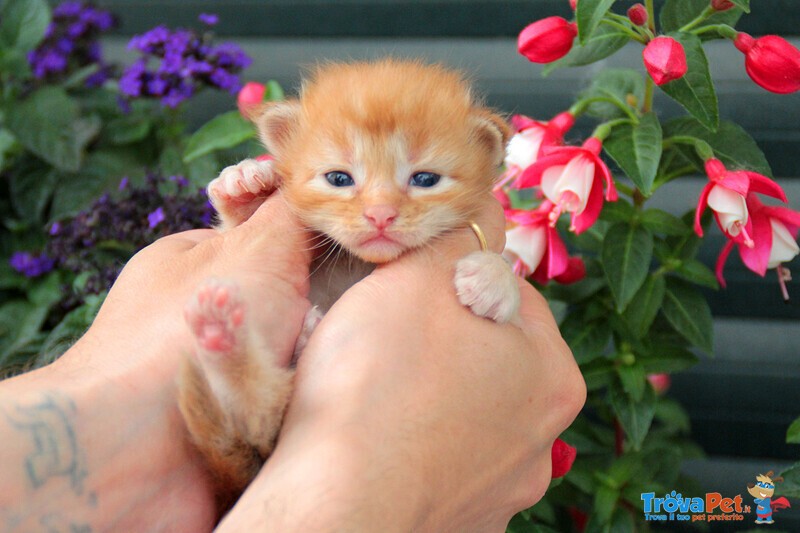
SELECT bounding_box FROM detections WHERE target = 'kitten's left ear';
[471,110,512,167]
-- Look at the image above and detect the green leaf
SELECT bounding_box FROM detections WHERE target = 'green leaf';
[663,118,772,177]
[617,362,646,402]
[603,112,662,195]
[576,0,616,45]
[0,0,50,51]
[659,32,718,131]
[661,0,744,35]
[28,271,62,307]
[6,87,101,172]
[40,294,104,361]
[674,258,719,290]
[728,0,750,12]
[0,128,17,170]
[662,278,714,353]
[592,484,620,525]
[544,22,628,74]
[639,345,699,373]
[0,300,48,363]
[602,223,653,312]
[623,274,665,338]
[561,313,611,363]
[582,358,614,391]
[640,209,690,236]
[655,397,691,433]
[9,167,58,223]
[104,114,153,145]
[579,69,645,121]
[183,110,256,163]
[787,416,800,444]
[779,462,800,499]
[264,79,285,101]
[599,198,634,223]
[610,380,656,451]
[50,148,147,220]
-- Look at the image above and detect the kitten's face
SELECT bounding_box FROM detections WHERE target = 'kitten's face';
[254,60,509,263]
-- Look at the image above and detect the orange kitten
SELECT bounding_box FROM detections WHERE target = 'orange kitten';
[179,59,520,510]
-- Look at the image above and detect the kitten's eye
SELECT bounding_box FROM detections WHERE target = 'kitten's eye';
[325,171,355,187]
[410,172,441,188]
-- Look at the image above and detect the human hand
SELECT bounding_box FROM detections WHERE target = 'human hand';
[0,193,313,532]
[219,196,586,532]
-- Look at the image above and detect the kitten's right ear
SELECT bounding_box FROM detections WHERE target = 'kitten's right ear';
[243,100,302,157]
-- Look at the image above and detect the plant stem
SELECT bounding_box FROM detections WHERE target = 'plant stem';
[679,6,716,33]
[643,77,654,113]
[693,23,739,39]
[614,419,625,456]
[644,0,656,34]
[570,95,639,122]
[600,18,648,44]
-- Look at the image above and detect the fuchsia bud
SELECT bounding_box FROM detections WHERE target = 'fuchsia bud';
[734,32,800,94]
[627,3,648,26]
[711,0,735,10]
[648,373,671,395]
[642,36,688,85]
[518,17,578,64]
[236,81,266,115]
[551,438,577,478]
[569,0,578,10]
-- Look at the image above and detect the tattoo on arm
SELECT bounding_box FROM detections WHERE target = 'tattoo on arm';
[2,391,87,494]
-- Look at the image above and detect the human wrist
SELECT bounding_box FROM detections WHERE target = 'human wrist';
[0,338,214,531]
[219,423,430,532]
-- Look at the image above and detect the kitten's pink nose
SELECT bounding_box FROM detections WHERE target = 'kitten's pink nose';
[364,205,398,230]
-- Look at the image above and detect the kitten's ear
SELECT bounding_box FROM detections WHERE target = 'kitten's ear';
[243,100,302,157]
[471,110,512,167]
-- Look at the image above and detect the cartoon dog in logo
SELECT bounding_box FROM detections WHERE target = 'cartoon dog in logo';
[747,471,791,524]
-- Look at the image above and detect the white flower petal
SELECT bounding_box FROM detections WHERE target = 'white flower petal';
[505,128,545,170]
[540,155,594,214]
[504,224,547,274]
[768,219,800,268]
[707,185,748,234]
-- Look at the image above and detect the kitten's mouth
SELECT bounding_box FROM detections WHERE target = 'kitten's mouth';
[355,232,407,262]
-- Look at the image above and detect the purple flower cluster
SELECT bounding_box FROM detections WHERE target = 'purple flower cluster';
[119,14,251,107]
[42,173,214,303]
[27,1,116,87]
[9,252,55,278]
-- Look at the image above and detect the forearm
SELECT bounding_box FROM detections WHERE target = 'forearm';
[0,345,214,532]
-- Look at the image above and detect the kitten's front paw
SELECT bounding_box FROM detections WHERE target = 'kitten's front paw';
[184,279,245,355]
[208,158,279,228]
[454,251,520,323]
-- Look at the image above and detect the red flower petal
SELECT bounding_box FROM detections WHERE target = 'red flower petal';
[744,171,788,202]
[738,210,772,276]
[716,240,735,288]
[571,173,604,234]
[518,17,578,64]
[694,182,714,237]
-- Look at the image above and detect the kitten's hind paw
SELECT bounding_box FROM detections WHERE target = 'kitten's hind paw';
[455,251,520,323]
[185,279,245,355]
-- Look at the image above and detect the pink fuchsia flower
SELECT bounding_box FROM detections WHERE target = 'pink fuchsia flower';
[499,112,575,189]
[518,17,577,64]
[237,81,266,115]
[515,137,617,234]
[734,33,800,94]
[642,36,688,86]
[504,202,585,284]
[694,158,787,247]
[716,194,800,296]
[569,0,578,11]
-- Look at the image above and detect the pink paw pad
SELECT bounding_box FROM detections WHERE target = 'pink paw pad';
[185,281,245,354]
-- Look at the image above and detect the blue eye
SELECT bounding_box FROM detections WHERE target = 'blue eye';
[410,172,441,188]
[325,171,354,187]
